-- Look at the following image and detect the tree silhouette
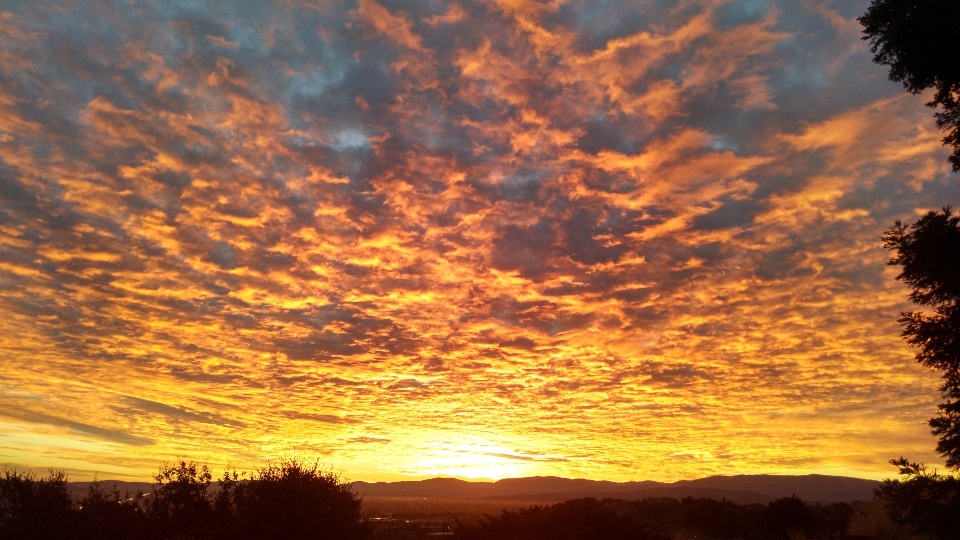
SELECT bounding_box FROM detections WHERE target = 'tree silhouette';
[454,498,669,540]
[216,458,368,540]
[147,460,214,540]
[0,464,869,540]
[862,2,960,534]
[0,469,76,540]
[77,480,147,540]
[859,0,960,170]
[883,208,960,469]
[876,458,960,540]
[760,496,812,539]
[0,458,371,540]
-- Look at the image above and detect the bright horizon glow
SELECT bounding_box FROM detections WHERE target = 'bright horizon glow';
[1,0,958,484]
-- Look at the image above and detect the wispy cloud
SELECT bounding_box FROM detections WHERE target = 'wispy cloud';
[1,408,153,447]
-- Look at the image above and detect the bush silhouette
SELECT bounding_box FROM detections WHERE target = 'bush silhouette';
[67,457,368,540]
[1,461,864,540]
[78,480,147,540]
[147,460,214,540]
[216,458,367,540]
[0,468,76,540]
[454,498,669,540]
[761,496,812,539]
[876,458,960,540]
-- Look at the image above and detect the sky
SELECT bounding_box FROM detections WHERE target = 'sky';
[1,0,959,484]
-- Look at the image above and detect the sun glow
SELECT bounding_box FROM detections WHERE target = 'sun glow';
[412,440,530,480]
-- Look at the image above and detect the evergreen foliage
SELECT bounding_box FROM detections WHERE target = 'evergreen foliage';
[876,458,960,540]
[883,208,960,469]
[859,0,960,170]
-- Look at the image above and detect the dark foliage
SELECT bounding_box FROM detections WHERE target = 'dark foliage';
[454,498,669,540]
[809,501,857,540]
[0,460,865,540]
[1,459,369,540]
[876,458,960,540]
[148,460,214,539]
[0,469,75,540]
[883,208,960,469]
[77,480,147,540]
[215,458,367,540]
[762,495,812,539]
[454,496,853,540]
[859,0,960,170]
[628,497,765,539]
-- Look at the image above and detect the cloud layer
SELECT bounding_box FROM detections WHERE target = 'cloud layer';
[1,0,958,481]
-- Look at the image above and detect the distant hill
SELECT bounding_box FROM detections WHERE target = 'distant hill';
[349,474,881,504]
[66,474,881,505]
[672,474,880,502]
[66,480,154,499]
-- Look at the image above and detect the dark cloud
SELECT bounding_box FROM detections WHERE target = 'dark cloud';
[272,332,367,360]
[499,336,537,350]
[117,396,244,428]
[691,197,763,230]
[1,408,153,447]
[642,364,715,389]
[491,221,557,278]
[349,436,390,444]
[482,452,569,463]
[283,412,361,425]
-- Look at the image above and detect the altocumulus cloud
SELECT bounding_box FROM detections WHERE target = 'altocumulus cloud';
[0,0,958,481]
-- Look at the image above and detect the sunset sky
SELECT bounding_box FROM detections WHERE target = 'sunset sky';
[1,0,959,484]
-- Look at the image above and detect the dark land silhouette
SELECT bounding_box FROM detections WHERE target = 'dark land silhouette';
[63,472,881,508]
[2,459,933,540]
[348,474,880,504]
[453,496,859,540]
[1,459,366,540]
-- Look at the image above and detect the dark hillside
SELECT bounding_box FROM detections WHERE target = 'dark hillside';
[350,474,879,503]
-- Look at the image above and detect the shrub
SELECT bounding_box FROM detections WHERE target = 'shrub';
[216,458,368,540]
[0,468,76,540]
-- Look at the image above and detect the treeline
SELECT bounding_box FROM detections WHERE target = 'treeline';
[3,458,959,540]
[451,467,960,540]
[0,459,367,540]
[453,496,853,540]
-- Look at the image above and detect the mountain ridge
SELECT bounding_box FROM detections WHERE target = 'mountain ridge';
[348,473,879,503]
[66,473,881,504]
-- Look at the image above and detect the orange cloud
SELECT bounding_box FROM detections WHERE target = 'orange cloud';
[0,0,955,484]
